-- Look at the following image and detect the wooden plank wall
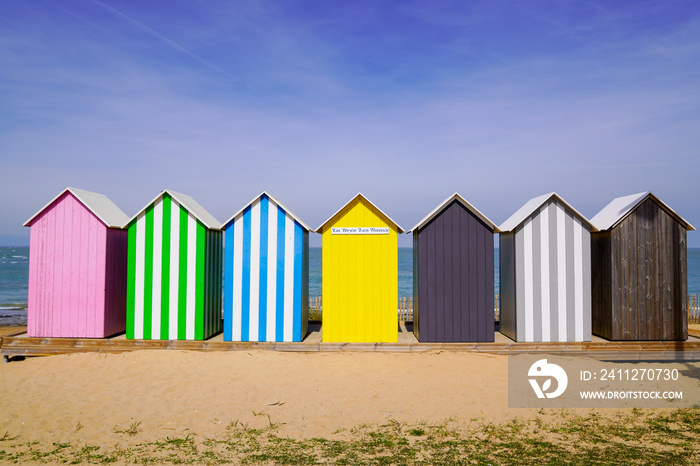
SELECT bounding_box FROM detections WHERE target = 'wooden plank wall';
[27,192,126,338]
[223,194,309,342]
[321,197,398,343]
[498,232,517,341]
[126,193,222,341]
[593,198,688,340]
[412,232,420,339]
[413,200,495,342]
[591,231,612,339]
[505,199,592,342]
[204,228,224,340]
[104,228,128,337]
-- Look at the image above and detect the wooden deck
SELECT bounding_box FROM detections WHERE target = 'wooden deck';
[3,324,700,361]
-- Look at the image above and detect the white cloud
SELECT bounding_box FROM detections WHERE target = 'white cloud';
[1,0,699,246]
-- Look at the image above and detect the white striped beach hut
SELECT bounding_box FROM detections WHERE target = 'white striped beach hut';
[222,192,311,342]
[125,190,223,340]
[498,193,596,342]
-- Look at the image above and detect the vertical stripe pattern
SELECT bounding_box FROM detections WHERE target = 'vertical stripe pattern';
[127,194,222,340]
[514,200,591,342]
[223,194,308,342]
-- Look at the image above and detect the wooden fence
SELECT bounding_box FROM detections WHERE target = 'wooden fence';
[398,297,413,321]
[310,293,700,324]
[307,296,414,321]
[689,294,700,324]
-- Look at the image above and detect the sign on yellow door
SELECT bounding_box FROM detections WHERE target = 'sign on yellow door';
[317,193,403,342]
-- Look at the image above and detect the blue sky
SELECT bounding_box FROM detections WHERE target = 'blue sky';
[1,0,699,247]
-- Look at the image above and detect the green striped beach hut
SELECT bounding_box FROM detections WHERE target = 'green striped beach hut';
[125,190,223,340]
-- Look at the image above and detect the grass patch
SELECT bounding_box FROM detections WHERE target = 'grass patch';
[308,306,322,321]
[0,409,699,464]
[113,420,142,437]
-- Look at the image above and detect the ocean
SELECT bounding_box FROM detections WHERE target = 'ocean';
[0,247,30,324]
[3,246,700,315]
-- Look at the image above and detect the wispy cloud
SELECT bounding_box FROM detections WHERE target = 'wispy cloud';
[87,0,253,88]
[1,1,699,245]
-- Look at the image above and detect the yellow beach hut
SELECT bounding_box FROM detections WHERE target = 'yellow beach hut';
[317,193,404,343]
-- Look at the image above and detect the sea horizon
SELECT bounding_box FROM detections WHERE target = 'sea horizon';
[3,246,700,312]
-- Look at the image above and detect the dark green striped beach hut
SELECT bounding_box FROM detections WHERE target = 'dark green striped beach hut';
[125,190,222,340]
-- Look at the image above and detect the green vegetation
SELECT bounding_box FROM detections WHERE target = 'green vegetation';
[1,409,699,464]
[308,306,322,321]
[112,420,143,437]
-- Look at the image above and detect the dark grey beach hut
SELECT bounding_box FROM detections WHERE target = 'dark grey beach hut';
[590,192,695,341]
[499,193,596,342]
[409,193,500,342]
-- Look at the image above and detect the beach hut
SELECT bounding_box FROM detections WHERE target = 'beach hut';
[590,192,695,341]
[24,187,129,338]
[221,192,311,342]
[125,190,222,340]
[498,193,595,342]
[409,193,500,342]
[317,193,404,343]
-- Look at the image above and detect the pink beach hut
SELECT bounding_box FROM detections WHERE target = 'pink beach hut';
[24,187,129,338]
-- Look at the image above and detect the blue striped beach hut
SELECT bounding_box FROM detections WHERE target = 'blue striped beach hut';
[222,192,311,342]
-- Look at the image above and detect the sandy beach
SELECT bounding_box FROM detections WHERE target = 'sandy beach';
[2,325,700,463]
[0,347,667,441]
[0,348,524,445]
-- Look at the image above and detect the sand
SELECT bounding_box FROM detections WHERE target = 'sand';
[1,338,697,460]
[0,348,555,449]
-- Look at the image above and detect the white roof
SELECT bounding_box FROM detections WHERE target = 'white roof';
[591,192,695,231]
[317,193,404,233]
[408,193,500,233]
[24,187,129,228]
[499,192,596,232]
[125,189,221,230]
[221,191,313,232]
